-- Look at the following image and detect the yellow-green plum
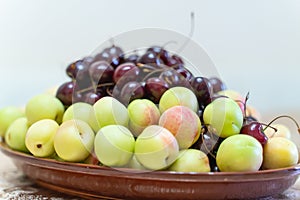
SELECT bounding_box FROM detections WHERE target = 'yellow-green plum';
[128,99,160,136]
[0,106,25,137]
[168,149,211,172]
[134,125,179,171]
[262,137,298,169]
[25,119,59,157]
[5,117,29,153]
[94,125,135,167]
[264,124,291,139]
[216,134,263,172]
[126,155,148,171]
[25,94,64,125]
[159,106,201,149]
[159,87,198,113]
[203,97,243,138]
[217,89,245,114]
[93,96,129,128]
[63,102,99,132]
[54,119,95,162]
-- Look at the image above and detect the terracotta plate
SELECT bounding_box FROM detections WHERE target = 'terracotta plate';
[1,142,300,200]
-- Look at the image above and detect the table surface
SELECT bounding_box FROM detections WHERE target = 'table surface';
[1,151,300,200]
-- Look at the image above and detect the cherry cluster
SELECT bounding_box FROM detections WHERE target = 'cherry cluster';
[56,45,226,110]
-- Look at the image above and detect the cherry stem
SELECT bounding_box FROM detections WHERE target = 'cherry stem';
[106,87,113,96]
[260,122,278,138]
[244,92,250,115]
[76,82,115,94]
[263,115,300,134]
[156,40,178,67]
[176,12,195,54]
[241,92,250,123]
[141,67,168,82]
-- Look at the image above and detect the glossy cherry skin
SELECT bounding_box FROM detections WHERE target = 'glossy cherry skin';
[113,63,140,84]
[240,121,268,145]
[144,77,169,103]
[147,46,169,64]
[209,77,227,93]
[189,77,213,107]
[137,51,164,66]
[89,61,114,84]
[119,81,145,106]
[56,81,92,107]
[94,45,124,68]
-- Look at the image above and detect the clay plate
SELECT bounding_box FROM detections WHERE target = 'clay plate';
[1,142,300,200]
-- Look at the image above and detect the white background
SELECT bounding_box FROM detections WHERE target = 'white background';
[0,0,299,125]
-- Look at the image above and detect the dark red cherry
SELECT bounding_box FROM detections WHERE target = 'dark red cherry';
[119,81,145,106]
[147,46,169,64]
[82,91,103,105]
[56,81,82,107]
[159,68,189,88]
[209,77,226,93]
[113,62,140,84]
[66,60,92,88]
[88,60,114,84]
[165,54,184,68]
[176,67,194,80]
[94,45,124,68]
[240,121,268,145]
[66,60,85,79]
[189,77,213,107]
[82,56,95,66]
[137,51,164,66]
[124,54,139,64]
[144,77,169,103]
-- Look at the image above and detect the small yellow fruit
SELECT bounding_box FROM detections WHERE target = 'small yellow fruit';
[262,137,298,169]
[264,124,291,139]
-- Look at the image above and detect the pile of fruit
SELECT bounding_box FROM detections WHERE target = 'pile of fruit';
[0,44,299,173]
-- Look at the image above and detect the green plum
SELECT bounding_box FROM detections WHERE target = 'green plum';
[128,99,160,136]
[25,119,59,157]
[168,149,211,172]
[25,94,64,125]
[94,125,135,167]
[54,119,95,162]
[159,87,198,113]
[0,106,25,137]
[5,117,29,153]
[135,125,179,171]
[203,97,243,138]
[63,102,99,132]
[217,89,245,114]
[216,134,263,172]
[93,96,129,128]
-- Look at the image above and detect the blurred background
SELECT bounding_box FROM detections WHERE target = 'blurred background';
[0,0,299,128]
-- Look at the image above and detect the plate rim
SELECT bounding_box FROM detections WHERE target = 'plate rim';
[1,141,300,180]
[2,141,300,200]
